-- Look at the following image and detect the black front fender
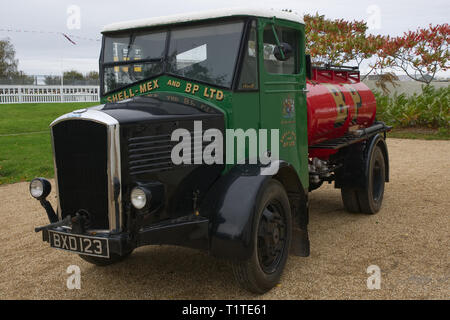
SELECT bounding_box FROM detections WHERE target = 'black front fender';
[201,162,292,261]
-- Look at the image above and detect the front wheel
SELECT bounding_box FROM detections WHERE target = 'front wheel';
[231,180,292,294]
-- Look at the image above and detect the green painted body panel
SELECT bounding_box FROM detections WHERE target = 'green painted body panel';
[101,75,232,118]
[100,16,309,190]
[257,18,309,189]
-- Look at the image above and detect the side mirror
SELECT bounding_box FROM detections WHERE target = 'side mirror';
[274,42,293,61]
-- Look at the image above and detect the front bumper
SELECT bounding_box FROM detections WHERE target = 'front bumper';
[40,215,210,257]
[42,228,134,257]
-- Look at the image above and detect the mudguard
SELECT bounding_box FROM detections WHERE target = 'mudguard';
[201,161,308,261]
[365,133,390,185]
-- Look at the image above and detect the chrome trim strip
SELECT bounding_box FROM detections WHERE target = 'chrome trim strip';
[50,106,109,127]
[50,106,123,233]
[50,129,61,220]
[108,121,122,232]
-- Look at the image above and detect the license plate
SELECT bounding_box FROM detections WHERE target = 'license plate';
[48,230,110,258]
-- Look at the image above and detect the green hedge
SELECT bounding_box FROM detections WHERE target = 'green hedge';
[375,85,450,130]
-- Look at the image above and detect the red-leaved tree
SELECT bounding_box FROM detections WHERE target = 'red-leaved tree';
[377,24,450,85]
[304,13,386,79]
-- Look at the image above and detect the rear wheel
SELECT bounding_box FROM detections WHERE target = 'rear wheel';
[341,145,386,214]
[231,180,292,294]
[79,251,133,266]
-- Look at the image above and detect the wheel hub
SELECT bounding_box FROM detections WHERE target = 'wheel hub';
[272,227,280,244]
[257,202,286,274]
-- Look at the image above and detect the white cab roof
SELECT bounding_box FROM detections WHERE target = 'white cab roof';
[102,8,304,33]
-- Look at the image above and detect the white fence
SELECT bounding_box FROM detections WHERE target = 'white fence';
[0,85,100,104]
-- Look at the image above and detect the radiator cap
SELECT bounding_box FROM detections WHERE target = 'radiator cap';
[73,108,88,114]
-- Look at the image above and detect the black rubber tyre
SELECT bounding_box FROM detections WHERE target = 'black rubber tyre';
[341,145,385,215]
[357,146,386,214]
[79,251,133,266]
[341,188,361,213]
[231,180,292,294]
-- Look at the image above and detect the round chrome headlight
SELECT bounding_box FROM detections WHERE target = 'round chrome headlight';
[131,187,150,210]
[30,178,51,200]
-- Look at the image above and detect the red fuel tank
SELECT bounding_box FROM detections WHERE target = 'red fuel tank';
[306,67,377,151]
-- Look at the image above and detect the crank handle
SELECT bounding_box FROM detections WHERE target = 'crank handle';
[35,215,71,233]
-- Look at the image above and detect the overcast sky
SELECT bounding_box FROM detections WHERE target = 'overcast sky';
[0,0,448,75]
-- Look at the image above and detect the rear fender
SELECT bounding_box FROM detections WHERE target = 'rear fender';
[365,134,390,186]
[377,134,390,183]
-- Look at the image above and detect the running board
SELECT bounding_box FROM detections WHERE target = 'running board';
[309,122,392,150]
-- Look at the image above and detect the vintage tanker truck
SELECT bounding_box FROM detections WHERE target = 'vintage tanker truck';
[31,9,390,293]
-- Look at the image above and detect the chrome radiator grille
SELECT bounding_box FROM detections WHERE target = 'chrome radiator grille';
[52,119,109,229]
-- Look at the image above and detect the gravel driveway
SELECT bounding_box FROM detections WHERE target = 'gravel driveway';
[0,138,449,300]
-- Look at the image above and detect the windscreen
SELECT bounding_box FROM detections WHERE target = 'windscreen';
[166,22,244,87]
[102,31,166,93]
[102,21,244,94]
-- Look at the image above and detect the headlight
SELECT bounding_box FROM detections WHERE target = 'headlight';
[131,187,151,210]
[30,178,51,200]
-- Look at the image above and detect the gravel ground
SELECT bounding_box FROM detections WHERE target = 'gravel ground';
[0,138,449,300]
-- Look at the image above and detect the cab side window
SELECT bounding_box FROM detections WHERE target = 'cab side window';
[238,21,258,90]
[263,26,299,75]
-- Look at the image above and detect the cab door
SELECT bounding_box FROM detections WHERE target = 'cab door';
[258,18,309,187]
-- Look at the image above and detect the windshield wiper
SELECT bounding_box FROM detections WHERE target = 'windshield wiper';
[102,57,163,67]
[124,34,135,61]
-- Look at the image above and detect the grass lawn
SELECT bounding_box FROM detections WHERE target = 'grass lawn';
[0,102,98,135]
[0,102,98,185]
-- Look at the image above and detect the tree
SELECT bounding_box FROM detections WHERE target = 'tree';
[45,75,61,85]
[63,70,84,80]
[0,39,36,84]
[15,71,35,85]
[378,24,450,85]
[0,38,19,78]
[47,71,99,85]
[84,71,99,85]
[304,14,386,80]
[349,34,386,80]
[63,70,84,85]
[85,71,99,80]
